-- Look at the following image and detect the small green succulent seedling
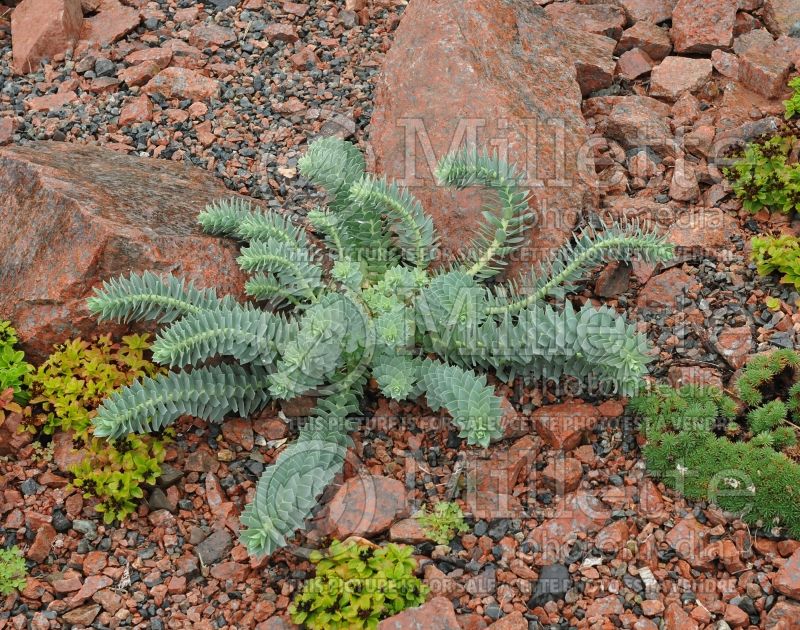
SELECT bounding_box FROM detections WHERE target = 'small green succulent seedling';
[86,138,673,556]
[752,234,800,290]
[765,296,783,311]
[417,501,469,545]
[631,350,800,535]
[0,547,27,595]
[0,321,33,404]
[289,540,427,629]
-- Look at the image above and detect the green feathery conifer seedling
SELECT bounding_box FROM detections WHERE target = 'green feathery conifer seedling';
[631,350,800,535]
[87,138,673,556]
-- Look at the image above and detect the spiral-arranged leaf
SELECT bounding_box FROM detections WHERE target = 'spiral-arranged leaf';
[245,274,312,309]
[150,304,296,368]
[88,272,230,324]
[348,176,436,267]
[307,208,350,261]
[237,239,324,301]
[239,394,357,557]
[419,297,654,397]
[373,355,421,400]
[236,210,309,248]
[419,360,504,448]
[298,136,366,210]
[487,220,674,313]
[267,294,366,400]
[436,150,532,279]
[93,364,271,439]
[198,197,255,236]
[299,137,397,279]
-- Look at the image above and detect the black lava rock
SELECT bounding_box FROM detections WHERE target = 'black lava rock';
[528,564,571,608]
[51,510,72,533]
[20,478,41,496]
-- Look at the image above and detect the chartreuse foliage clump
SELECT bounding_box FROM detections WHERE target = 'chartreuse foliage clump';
[783,76,800,120]
[26,335,169,523]
[289,540,427,629]
[0,547,27,596]
[70,434,168,524]
[417,501,469,545]
[751,234,800,290]
[0,321,33,404]
[29,335,161,437]
[86,137,673,557]
[727,79,800,214]
[630,350,800,536]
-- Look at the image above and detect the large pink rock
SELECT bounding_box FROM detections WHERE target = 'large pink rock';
[79,0,141,46]
[637,267,698,309]
[763,0,800,36]
[664,603,699,630]
[671,0,736,53]
[603,96,676,157]
[650,56,713,100]
[0,117,18,146]
[24,90,78,112]
[615,0,676,24]
[0,408,33,456]
[532,401,601,451]
[544,3,627,39]
[118,94,153,126]
[665,516,714,569]
[565,29,617,96]
[773,548,800,598]
[616,22,673,60]
[321,475,408,539]
[0,142,249,361]
[11,0,83,75]
[370,0,598,276]
[766,600,800,629]
[616,48,655,80]
[738,36,795,98]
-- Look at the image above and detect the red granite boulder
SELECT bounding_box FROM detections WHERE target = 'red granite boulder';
[0,142,249,361]
[11,0,82,75]
[377,597,461,630]
[370,0,598,276]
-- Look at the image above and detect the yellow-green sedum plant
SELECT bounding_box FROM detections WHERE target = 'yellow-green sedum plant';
[289,540,427,629]
[752,234,800,290]
[25,335,168,523]
[86,138,673,556]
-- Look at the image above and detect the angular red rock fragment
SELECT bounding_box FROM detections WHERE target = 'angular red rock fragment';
[11,0,82,75]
